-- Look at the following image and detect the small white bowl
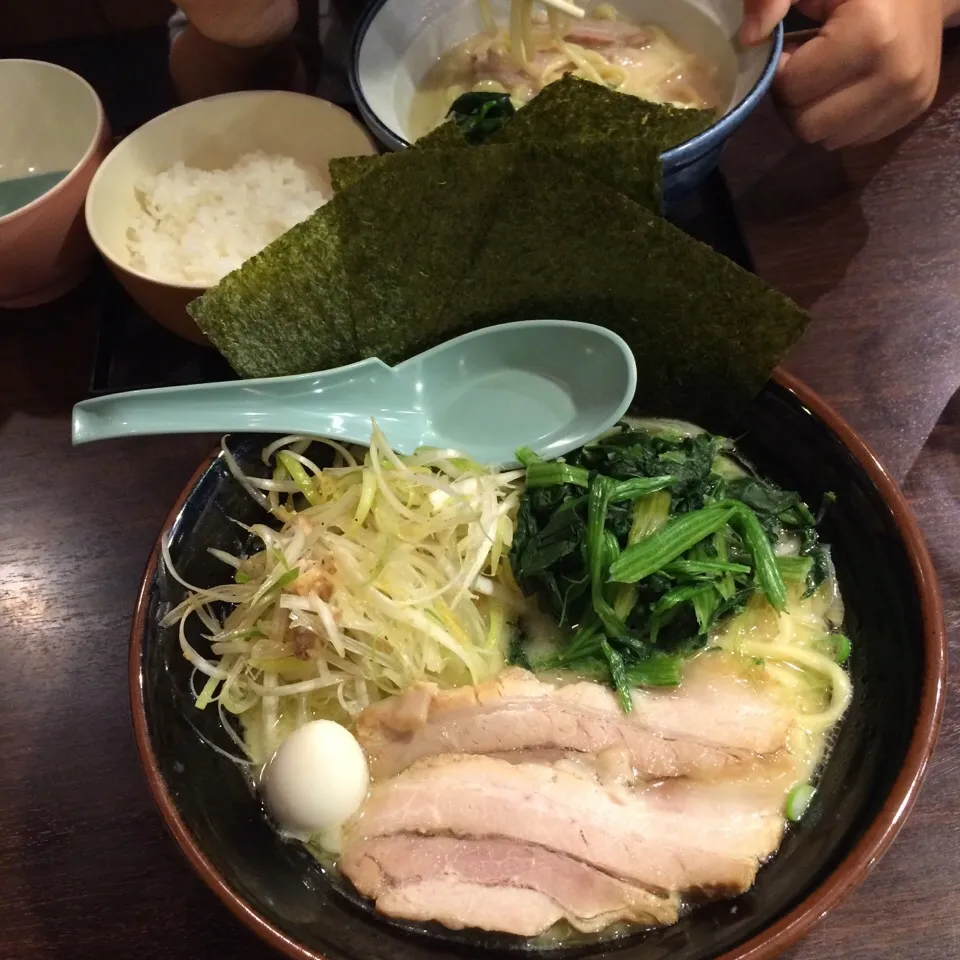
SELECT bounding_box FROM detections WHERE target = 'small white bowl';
[350,0,781,201]
[85,91,378,343]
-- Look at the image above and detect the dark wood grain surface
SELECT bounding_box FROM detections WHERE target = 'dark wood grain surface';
[2,27,959,960]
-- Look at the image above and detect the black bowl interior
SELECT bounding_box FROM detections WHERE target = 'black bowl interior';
[139,378,926,960]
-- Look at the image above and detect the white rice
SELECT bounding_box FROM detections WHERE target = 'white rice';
[126,151,331,286]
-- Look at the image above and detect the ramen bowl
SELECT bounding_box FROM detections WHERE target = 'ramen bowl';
[0,59,111,308]
[130,370,944,960]
[349,0,782,202]
[84,91,377,344]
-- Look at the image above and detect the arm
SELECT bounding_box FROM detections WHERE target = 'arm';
[170,24,307,102]
[168,1,305,103]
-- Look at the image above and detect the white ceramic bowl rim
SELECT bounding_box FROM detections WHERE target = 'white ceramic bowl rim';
[0,59,106,227]
[84,89,370,291]
[348,1,784,161]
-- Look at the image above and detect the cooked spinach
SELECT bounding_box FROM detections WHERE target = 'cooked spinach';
[508,424,835,709]
[448,92,516,144]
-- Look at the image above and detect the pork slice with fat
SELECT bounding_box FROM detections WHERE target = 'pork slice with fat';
[341,834,679,935]
[357,655,792,780]
[563,18,655,47]
[344,754,786,895]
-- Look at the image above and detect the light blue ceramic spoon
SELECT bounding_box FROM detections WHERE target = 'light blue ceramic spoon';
[72,320,637,465]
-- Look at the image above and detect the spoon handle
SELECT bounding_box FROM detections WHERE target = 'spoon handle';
[71,360,391,445]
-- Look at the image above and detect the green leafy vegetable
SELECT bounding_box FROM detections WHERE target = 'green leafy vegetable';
[448,91,516,144]
[730,503,787,612]
[587,476,628,637]
[509,422,838,708]
[609,505,737,583]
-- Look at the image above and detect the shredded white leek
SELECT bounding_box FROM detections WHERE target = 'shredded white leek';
[163,424,526,764]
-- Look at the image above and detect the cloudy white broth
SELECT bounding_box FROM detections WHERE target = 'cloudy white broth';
[408,0,726,140]
[166,420,852,941]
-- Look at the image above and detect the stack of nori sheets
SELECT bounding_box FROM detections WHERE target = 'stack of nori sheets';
[188,78,808,429]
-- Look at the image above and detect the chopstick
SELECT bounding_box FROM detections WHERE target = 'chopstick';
[539,0,587,21]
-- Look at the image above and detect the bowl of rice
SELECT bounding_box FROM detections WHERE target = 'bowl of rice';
[85,91,377,344]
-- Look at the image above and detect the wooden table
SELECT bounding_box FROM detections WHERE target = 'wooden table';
[2,27,959,960]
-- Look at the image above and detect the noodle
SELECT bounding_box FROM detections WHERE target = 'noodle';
[478,0,497,34]
[509,0,529,67]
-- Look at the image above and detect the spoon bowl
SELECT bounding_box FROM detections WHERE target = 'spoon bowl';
[72,320,637,465]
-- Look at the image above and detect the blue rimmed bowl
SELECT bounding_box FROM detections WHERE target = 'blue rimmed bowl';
[349,0,783,202]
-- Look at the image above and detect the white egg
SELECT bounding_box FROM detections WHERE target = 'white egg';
[261,720,369,839]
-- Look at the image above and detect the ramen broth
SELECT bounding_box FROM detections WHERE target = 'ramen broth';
[408,3,725,140]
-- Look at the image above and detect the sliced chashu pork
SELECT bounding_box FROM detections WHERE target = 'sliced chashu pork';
[341,835,679,936]
[563,18,655,48]
[344,754,786,896]
[357,653,792,781]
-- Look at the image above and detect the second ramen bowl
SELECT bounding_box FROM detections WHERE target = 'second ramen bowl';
[349,0,782,201]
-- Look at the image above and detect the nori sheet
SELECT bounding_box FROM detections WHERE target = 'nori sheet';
[491,75,715,151]
[448,153,808,429]
[508,139,662,212]
[330,138,661,213]
[328,155,380,193]
[187,203,357,378]
[329,120,467,193]
[333,147,515,361]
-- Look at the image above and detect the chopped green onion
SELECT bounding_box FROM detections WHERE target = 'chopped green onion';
[234,569,251,584]
[276,451,322,505]
[785,783,816,822]
[817,632,851,664]
[194,672,221,711]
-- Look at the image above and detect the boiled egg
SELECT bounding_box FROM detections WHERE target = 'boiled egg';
[261,720,369,843]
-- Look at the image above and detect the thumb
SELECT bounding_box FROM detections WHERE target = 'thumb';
[740,0,793,45]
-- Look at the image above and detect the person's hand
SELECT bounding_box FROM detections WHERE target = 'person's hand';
[175,0,298,48]
[740,0,947,149]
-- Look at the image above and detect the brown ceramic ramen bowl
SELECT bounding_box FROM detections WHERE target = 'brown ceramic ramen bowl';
[130,369,946,960]
[85,90,377,344]
[0,60,110,309]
